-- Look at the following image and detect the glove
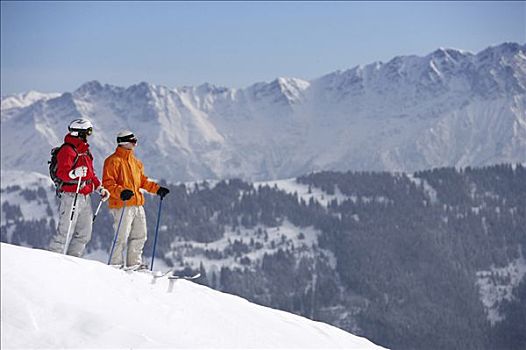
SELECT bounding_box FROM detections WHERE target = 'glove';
[157,186,170,199]
[97,186,110,202]
[120,189,134,201]
[69,166,88,179]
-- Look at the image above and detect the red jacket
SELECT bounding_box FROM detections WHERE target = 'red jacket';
[56,134,101,195]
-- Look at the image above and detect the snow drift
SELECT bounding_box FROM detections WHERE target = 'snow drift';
[1,243,384,349]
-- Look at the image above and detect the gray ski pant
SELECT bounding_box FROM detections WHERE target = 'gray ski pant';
[108,206,147,267]
[49,193,93,257]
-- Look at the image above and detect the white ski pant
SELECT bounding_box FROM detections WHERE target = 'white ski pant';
[109,206,147,267]
[49,193,93,257]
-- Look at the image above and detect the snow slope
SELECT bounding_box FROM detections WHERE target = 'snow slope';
[0,170,56,225]
[1,243,385,349]
[256,178,350,207]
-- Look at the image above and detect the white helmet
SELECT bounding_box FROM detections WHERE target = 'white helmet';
[68,118,93,137]
[117,130,137,145]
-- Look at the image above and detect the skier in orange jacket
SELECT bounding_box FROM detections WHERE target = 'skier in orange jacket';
[102,130,169,268]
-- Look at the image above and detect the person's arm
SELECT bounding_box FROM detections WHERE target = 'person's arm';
[139,161,160,194]
[87,150,101,188]
[102,158,125,199]
[91,169,101,189]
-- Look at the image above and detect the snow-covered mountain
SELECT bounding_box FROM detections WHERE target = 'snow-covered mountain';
[0,243,384,349]
[0,91,61,112]
[1,42,525,182]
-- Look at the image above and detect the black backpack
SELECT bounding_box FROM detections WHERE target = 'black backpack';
[48,143,79,195]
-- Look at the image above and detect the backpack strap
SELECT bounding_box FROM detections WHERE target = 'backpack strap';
[58,143,81,186]
[63,142,80,169]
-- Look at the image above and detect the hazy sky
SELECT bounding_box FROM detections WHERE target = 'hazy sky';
[1,1,524,95]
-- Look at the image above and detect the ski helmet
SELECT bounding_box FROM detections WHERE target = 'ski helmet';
[117,130,138,145]
[68,118,93,137]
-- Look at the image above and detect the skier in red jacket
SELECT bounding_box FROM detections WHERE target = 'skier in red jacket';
[48,118,109,256]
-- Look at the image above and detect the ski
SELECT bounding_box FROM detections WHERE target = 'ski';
[168,272,201,280]
[121,265,169,277]
[122,264,147,272]
[152,269,175,278]
[118,265,199,280]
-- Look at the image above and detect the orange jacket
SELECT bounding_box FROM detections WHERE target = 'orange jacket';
[102,146,160,209]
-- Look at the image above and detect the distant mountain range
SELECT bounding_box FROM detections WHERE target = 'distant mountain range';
[1,42,525,182]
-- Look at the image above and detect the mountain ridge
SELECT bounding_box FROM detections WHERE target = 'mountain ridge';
[1,42,525,182]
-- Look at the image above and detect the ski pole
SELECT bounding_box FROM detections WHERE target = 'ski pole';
[92,199,103,223]
[63,175,83,255]
[108,202,127,265]
[150,196,164,271]
[92,199,104,222]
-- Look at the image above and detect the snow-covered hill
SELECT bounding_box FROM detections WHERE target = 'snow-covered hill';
[0,243,384,349]
[1,42,525,182]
